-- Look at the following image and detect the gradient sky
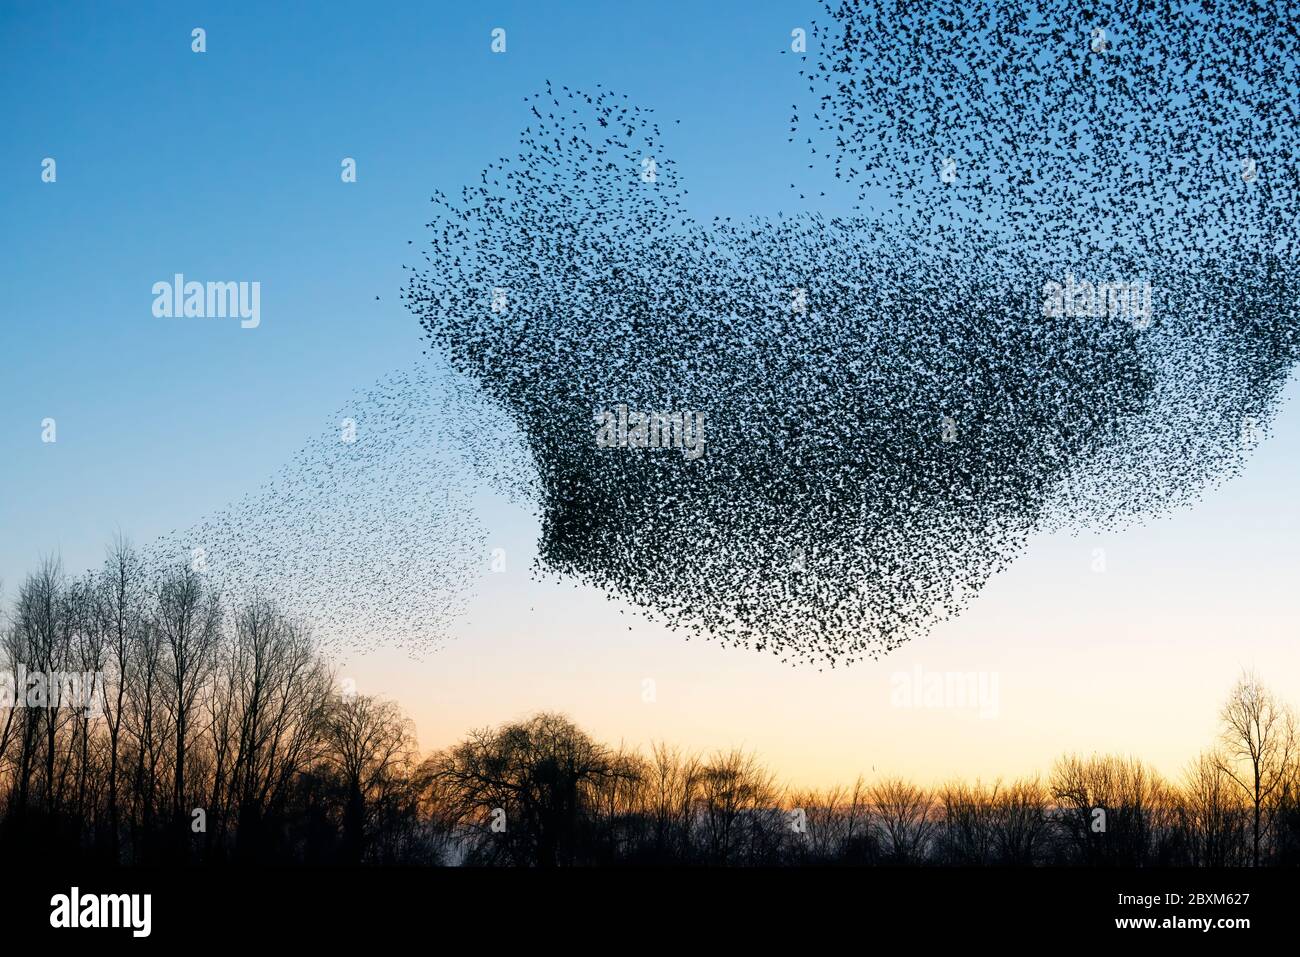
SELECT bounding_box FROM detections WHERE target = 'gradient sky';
[2,0,1298,790]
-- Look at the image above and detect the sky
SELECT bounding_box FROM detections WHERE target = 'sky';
[2,0,1298,790]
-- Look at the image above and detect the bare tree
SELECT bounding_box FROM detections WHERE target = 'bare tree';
[67,571,106,826]
[155,564,222,851]
[14,559,69,818]
[583,743,645,863]
[870,778,936,863]
[429,712,627,866]
[321,694,414,863]
[226,602,331,859]
[1050,754,1174,865]
[1216,671,1297,865]
[1181,751,1248,866]
[938,779,999,864]
[990,776,1050,865]
[97,537,144,857]
[124,614,169,857]
[637,742,701,862]
[698,749,779,865]
[787,784,855,863]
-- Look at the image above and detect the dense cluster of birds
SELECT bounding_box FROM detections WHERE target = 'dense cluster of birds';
[150,360,534,658]
[796,0,1300,529]
[405,0,1300,668]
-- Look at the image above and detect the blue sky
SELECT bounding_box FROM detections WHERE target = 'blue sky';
[3,1,1299,785]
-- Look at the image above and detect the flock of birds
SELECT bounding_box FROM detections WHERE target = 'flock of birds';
[399,1,1300,667]
[132,3,1300,667]
[151,359,533,659]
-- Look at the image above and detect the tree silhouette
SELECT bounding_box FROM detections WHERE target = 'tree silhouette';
[426,712,630,866]
[1216,670,1297,866]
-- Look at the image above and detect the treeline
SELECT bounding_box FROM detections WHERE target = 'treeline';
[0,541,424,865]
[423,705,1300,867]
[2,540,1299,867]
